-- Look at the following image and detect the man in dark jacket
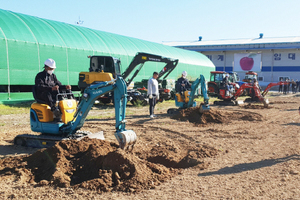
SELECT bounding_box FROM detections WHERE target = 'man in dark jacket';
[176,71,191,94]
[222,74,231,96]
[35,58,72,117]
[278,78,283,93]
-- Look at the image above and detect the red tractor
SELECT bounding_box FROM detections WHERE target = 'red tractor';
[243,71,258,83]
[208,71,240,98]
[242,71,258,96]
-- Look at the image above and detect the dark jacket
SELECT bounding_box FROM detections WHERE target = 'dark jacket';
[35,70,66,93]
[176,77,191,93]
[222,77,230,87]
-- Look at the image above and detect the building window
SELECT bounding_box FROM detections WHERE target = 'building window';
[258,76,264,81]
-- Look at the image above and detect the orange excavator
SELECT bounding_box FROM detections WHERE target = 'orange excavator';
[214,81,288,107]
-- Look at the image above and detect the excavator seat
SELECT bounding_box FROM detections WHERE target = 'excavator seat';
[31,86,77,124]
[31,86,54,122]
[175,90,190,103]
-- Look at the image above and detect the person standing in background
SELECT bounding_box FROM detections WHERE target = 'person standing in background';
[279,78,283,93]
[147,72,159,119]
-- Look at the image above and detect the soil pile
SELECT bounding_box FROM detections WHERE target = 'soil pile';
[0,138,218,193]
[172,107,228,124]
[269,101,297,104]
[172,107,263,124]
[242,103,272,109]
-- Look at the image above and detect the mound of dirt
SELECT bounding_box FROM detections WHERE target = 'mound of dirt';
[242,103,272,109]
[269,101,298,104]
[172,107,228,124]
[0,138,218,193]
[171,107,263,125]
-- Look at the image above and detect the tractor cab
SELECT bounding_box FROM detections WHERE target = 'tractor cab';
[208,71,227,96]
[208,71,240,97]
[227,71,240,82]
[243,71,258,83]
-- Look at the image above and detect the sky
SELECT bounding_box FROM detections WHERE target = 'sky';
[1,0,300,43]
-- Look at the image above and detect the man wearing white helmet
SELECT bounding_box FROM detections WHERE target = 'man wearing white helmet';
[176,71,191,96]
[35,58,72,118]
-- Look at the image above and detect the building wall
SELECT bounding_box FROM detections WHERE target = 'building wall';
[202,48,300,85]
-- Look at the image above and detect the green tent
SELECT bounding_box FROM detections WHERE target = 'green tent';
[0,9,215,103]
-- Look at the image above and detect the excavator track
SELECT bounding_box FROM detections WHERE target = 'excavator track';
[14,131,105,148]
[213,100,236,106]
[14,134,66,148]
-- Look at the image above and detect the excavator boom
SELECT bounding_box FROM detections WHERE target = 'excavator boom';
[261,81,288,96]
[122,52,178,86]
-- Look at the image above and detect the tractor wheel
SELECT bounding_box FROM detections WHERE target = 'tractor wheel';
[208,83,218,97]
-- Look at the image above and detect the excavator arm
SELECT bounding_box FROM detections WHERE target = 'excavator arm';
[261,81,287,96]
[122,52,178,86]
[187,74,210,112]
[233,83,254,99]
[234,83,268,107]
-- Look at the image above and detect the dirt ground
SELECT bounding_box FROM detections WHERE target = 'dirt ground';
[0,93,299,199]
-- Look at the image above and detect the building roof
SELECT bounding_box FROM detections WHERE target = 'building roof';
[163,36,300,51]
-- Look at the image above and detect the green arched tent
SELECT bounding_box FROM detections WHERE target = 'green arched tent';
[0,9,215,103]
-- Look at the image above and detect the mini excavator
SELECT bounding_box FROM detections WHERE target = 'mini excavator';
[214,81,269,107]
[167,74,210,114]
[14,76,137,149]
[213,81,289,107]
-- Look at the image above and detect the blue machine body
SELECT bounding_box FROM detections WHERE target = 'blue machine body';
[175,74,210,110]
[25,77,135,148]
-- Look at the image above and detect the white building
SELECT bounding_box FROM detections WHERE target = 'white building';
[164,35,300,86]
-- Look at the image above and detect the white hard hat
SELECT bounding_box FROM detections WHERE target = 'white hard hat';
[182,71,187,77]
[44,58,56,69]
[226,74,229,77]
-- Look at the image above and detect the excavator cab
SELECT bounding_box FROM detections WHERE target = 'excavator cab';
[78,56,120,90]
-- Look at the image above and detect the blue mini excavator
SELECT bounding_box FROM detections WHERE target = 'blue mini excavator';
[167,74,210,114]
[14,76,137,149]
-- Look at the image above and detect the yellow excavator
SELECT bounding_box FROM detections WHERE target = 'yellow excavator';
[78,52,178,105]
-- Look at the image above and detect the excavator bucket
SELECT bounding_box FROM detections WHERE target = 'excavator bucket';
[199,103,210,113]
[114,130,137,150]
[262,98,269,108]
[235,100,244,106]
